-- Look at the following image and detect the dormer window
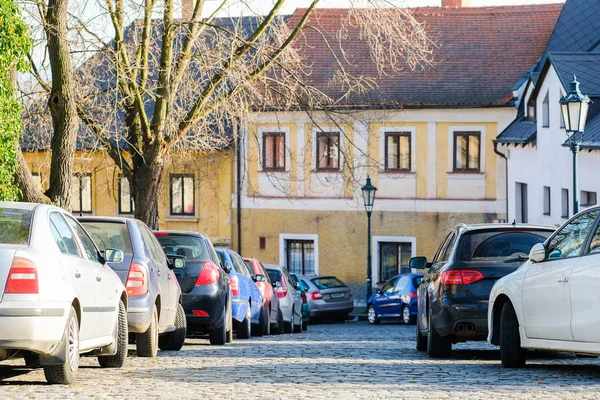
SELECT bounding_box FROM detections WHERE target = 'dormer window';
[527,98,536,121]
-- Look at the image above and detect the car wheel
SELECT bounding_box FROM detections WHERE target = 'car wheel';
[236,301,251,339]
[427,307,452,358]
[367,305,380,325]
[159,303,187,351]
[302,315,308,332]
[44,306,79,384]
[264,306,271,336]
[226,300,233,343]
[499,301,526,368]
[136,306,159,357]
[402,305,415,325]
[294,312,303,333]
[284,308,294,334]
[99,300,128,368]
[272,308,284,335]
[416,319,427,352]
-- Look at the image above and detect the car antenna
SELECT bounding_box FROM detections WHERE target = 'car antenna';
[512,219,516,227]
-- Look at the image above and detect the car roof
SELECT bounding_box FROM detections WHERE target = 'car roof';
[154,230,208,239]
[78,216,131,224]
[0,201,40,211]
[263,264,284,270]
[456,223,555,233]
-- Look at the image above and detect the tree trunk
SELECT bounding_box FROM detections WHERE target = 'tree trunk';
[14,145,51,204]
[44,0,79,209]
[132,148,163,229]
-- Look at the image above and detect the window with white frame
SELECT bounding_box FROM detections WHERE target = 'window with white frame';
[454,132,481,172]
[170,174,195,216]
[581,190,598,208]
[378,242,413,282]
[119,175,134,214]
[543,186,551,216]
[262,132,285,171]
[71,173,92,214]
[285,240,315,275]
[384,132,411,171]
[316,132,340,171]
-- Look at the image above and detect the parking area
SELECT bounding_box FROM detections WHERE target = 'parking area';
[2,322,600,399]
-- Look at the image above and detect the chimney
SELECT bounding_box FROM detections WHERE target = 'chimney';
[182,0,194,20]
[441,0,471,7]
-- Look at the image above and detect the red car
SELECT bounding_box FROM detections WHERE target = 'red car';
[244,258,282,335]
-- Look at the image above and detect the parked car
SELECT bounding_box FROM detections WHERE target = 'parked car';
[79,217,186,357]
[265,265,303,333]
[244,258,279,336]
[367,273,423,325]
[0,202,129,384]
[215,249,264,338]
[413,223,554,358]
[290,273,310,331]
[154,231,233,345]
[299,275,354,322]
[489,208,600,367]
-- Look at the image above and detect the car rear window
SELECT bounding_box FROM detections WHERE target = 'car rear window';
[266,268,281,283]
[0,208,32,245]
[244,260,254,273]
[311,277,346,290]
[455,229,552,262]
[156,235,212,261]
[80,222,132,254]
[412,277,422,287]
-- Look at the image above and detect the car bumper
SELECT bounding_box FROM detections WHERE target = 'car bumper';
[127,293,154,334]
[433,299,489,340]
[309,299,354,317]
[182,285,226,331]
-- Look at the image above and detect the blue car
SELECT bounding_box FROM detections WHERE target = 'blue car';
[367,273,423,325]
[215,249,263,338]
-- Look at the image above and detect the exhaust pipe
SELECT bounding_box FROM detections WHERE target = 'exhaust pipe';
[456,323,465,332]
[465,323,475,332]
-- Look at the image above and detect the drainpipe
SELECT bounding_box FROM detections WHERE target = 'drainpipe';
[493,140,509,221]
[236,125,242,255]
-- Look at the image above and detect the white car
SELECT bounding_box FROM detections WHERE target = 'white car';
[0,202,128,384]
[488,206,600,367]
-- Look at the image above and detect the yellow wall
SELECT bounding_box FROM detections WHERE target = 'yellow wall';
[23,150,234,243]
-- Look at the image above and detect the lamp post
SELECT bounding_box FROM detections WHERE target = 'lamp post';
[361,176,377,303]
[560,75,590,215]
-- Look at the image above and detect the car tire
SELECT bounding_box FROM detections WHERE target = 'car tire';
[136,306,159,357]
[427,308,452,358]
[272,308,284,335]
[253,305,267,337]
[99,300,128,368]
[236,301,251,339]
[44,306,79,385]
[284,308,294,334]
[159,303,187,351]
[302,316,308,332]
[402,305,415,325]
[499,301,526,368]
[294,312,303,333]
[367,305,380,325]
[264,306,271,336]
[226,300,233,343]
[416,319,427,352]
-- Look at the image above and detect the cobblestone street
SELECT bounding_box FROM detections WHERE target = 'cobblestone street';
[2,321,600,399]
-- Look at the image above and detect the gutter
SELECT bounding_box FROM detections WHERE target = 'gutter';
[236,126,242,255]
[493,140,509,221]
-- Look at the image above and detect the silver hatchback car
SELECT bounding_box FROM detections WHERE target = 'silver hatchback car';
[299,275,354,322]
[0,202,129,384]
[264,264,303,333]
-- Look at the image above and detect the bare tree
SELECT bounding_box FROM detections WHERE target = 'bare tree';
[21,0,435,227]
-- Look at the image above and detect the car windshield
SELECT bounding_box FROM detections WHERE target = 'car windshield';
[0,208,32,245]
[311,277,346,290]
[81,222,132,253]
[157,235,211,261]
[455,229,552,261]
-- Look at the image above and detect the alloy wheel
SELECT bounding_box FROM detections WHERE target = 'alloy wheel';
[68,317,79,372]
[402,306,411,324]
[368,306,377,324]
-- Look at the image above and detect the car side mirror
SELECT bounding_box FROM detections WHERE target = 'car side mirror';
[104,248,124,263]
[529,243,547,263]
[409,256,428,270]
[167,255,186,270]
[254,274,268,283]
[294,282,301,291]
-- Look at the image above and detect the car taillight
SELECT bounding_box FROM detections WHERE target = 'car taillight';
[230,275,240,296]
[126,263,148,296]
[275,276,288,299]
[441,270,484,285]
[408,291,418,298]
[301,292,307,303]
[4,257,38,294]
[310,291,323,301]
[195,261,221,285]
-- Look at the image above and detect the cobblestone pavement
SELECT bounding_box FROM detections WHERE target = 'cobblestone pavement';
[2,321,600,399]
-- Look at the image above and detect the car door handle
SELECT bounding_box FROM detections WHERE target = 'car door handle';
[558,277,569,283]
[75,272,81,279]
[96,275,102,282]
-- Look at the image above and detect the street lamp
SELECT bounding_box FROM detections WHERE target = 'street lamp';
[361,176,377,302]
[560,75,590,215]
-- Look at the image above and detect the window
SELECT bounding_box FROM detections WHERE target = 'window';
[581,190,597,208]
[286,240,315,275]
[515,183,528,223]
[562,188,569,218]
[433,232,455,264]
[384,132,411,171]
[455,229,551,261]
[542,90,550,128]
[454,132,480,172]
[379,242,412,282]
[32,172,42,191]
[547,210,600,260]
[440,233,457,262]
[64,214,102,263]
[380,277,398,294]
[49,213,80,256]
[230,252,252,277]
[170,174,195,216]
[119,175,134,214]
[543,186,551,216]
[559,90,565,128]
[589,224,600,254]
[139,223,167,266]
[80,221,132,254]
[316,132,340,170]
[262,132,285,171]
[527,98,536,121]
[71,173,92,214]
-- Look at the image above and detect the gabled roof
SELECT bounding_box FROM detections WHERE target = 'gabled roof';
[495,119,536,145]
[548,52,600,97]
[542,0,600,55]
[287,4,562,108]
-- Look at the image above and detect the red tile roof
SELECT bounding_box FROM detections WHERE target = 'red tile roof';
[287,4,563,108]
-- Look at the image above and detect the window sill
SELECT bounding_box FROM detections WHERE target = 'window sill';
[447,172,485,180]
[166,216,199,222]
[379,170,415,175]
[543,213,551,216]
[260,169,289,173]
[312,169,342,173]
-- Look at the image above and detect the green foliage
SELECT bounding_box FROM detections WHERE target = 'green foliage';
[0,0,31,201]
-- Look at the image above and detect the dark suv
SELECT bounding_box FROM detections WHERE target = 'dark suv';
[80,217,186,357]
[412,224,553,358]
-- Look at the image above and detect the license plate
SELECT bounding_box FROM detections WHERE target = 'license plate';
[331,293,344,299]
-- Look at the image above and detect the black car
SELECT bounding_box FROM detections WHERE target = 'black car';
[412,224,554,358]
[154,231,233,345]
[79,217,186,357]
